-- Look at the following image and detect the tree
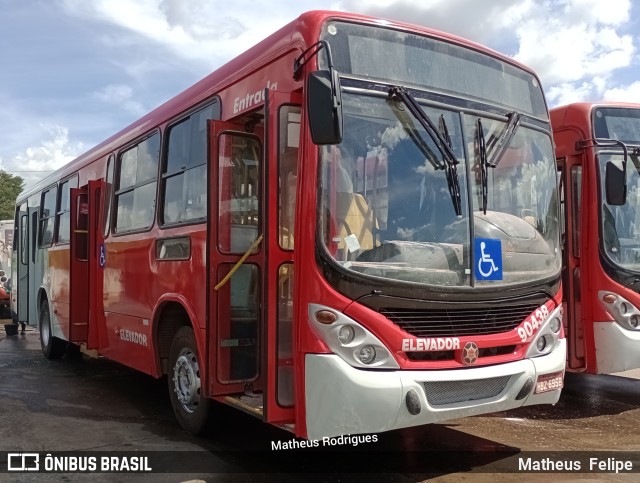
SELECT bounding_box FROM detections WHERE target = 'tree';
[0,170,25,220]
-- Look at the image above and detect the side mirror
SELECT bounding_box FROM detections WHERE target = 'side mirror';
[605,161,627,206]
[307,70,343,145]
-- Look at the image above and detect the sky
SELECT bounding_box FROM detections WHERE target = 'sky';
[1,0,639,189]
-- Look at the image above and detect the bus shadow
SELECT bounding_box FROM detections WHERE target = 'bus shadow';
[181,405,522,479]
[488,372,640,421]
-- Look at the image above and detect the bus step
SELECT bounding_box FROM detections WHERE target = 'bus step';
[223,394,264,418]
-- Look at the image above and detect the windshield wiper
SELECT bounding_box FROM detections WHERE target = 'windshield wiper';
[388,86,462,216]
[438,114,463,218]
[476,112,521,214]
[487,112,521,169]
[476,118,489,215]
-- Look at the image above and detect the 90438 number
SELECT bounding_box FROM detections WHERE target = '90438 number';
[517,305,550,342]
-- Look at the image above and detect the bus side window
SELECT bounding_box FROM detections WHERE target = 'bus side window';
[39,188,56,247]
[56,176,78,244]
[162,102,218,225]
[104,154,115,237]
[114,133,160,233]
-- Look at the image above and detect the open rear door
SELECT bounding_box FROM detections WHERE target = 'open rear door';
[69,187,89,342]
[69,180,104,348]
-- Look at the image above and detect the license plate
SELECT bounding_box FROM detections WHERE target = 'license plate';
[535,371,564,394]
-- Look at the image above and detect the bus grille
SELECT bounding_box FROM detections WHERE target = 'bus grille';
[422,376,511,406]
[380,303,541,338]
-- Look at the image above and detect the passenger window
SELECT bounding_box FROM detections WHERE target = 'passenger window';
[115,133,160,233]
[162,102,218,224]
[56,176,78,244]
[39,188,57,247]
[104,155,115,236]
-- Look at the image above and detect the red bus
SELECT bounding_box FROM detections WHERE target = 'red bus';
[553,102,640,374]
[12,10,565,440]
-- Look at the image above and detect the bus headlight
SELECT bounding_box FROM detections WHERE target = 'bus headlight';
[549,317,561,333]
[309,303,399,369]
[599,291,640,331]
[338,325,355,345]
[536,335,547,352]
[358,345,376,364]
[526,305,562,358]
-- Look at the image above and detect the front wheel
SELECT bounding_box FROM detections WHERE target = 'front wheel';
[40,300,66,359]
[168,326,211,434]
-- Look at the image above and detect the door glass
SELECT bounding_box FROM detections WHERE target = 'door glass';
[571,166,582,258]
[217,264,260,383]
[218,133,262,254]
[277,264,294,406]
[75,194,89,261]
[278,106,300,249]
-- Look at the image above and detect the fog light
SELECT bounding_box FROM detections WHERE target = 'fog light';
[631,315,640,329]
[516,377,534,400]
[405,389,421,415]
[549,317,561,333]
[358,345,376,364]
[536,336,547,352]
[338,325,355,345]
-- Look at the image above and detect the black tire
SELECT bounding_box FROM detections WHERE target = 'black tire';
[40,300,66,359]
[168,326,211,434]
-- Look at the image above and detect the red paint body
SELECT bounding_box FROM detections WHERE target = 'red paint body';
[13,11,564,438]
[552,102,640,374]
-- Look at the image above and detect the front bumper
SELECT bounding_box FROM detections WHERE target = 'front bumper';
[305,338,566,440]
[593,321,640,374]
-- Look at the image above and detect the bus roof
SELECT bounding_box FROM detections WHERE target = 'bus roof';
[551,102,640,131]
[18,10,541,201]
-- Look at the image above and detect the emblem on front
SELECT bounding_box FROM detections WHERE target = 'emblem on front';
[461,341,479,365]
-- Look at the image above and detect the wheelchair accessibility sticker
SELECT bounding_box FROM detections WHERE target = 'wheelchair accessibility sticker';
[475,237,502,280]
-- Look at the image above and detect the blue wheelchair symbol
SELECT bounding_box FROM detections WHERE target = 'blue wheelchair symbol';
[99,244,106,268]
[475,238,502,281]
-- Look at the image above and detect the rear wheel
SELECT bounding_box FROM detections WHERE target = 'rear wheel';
[168,326,211,434]
[40,300,66,359]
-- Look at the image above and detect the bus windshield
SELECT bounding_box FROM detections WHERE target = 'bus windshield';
[319,91,560,287]
[593,108,640,271]
[598,152,640,271]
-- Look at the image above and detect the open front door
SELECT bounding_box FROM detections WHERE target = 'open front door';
[209,121,265,404]
[263,90,301,424]
[69,180,104,347]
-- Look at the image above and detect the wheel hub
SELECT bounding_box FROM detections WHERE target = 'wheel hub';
[172,349,201,413]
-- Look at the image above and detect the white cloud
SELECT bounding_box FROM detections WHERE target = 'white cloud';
[93,84,146,116]
[60,0,320,67]
[1,125,84,190]
[603,81,640,103]
[546,81,598,107]
[514,9,633,86]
